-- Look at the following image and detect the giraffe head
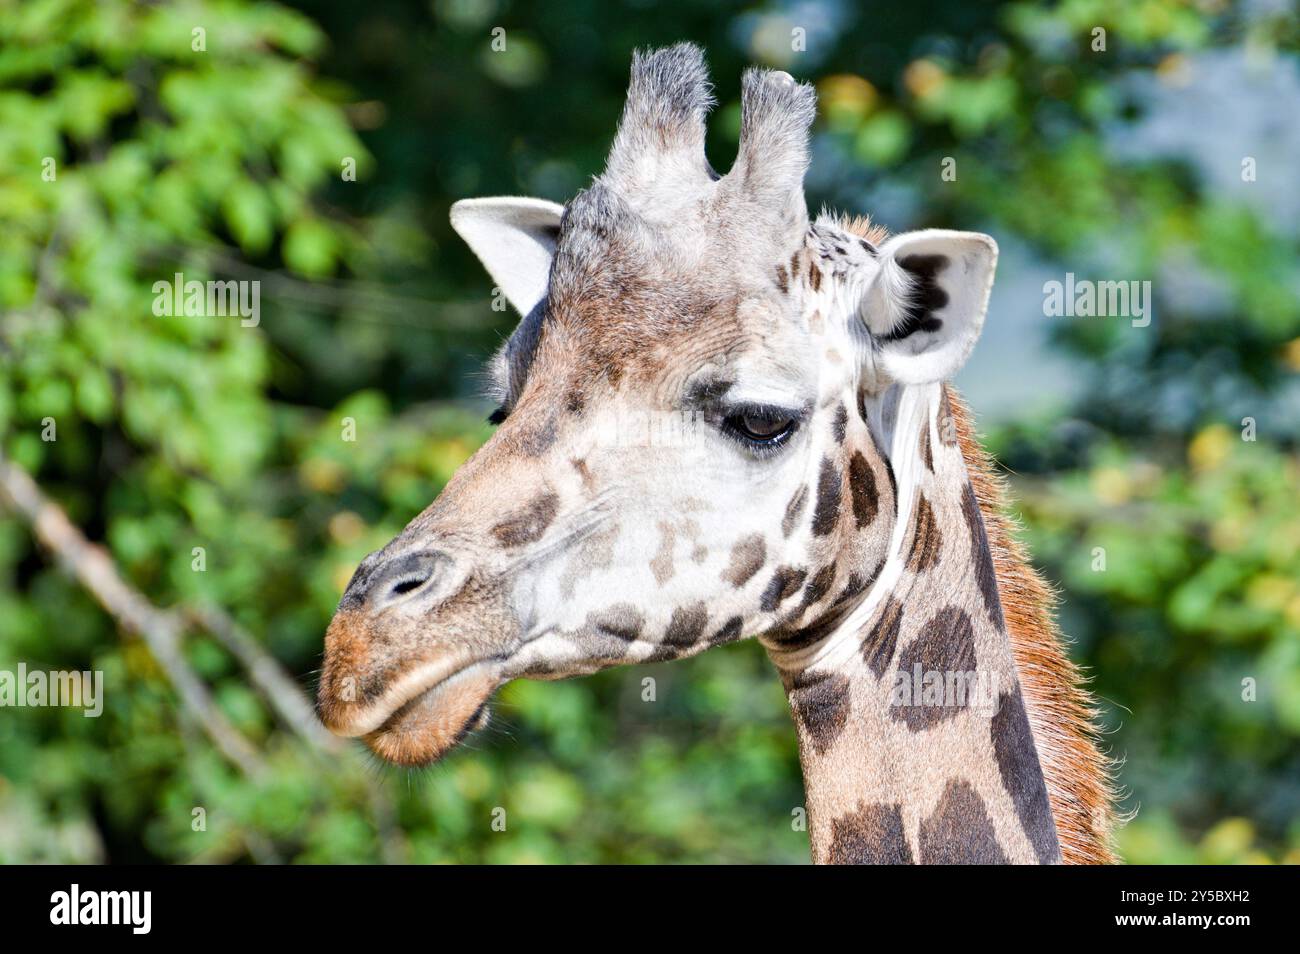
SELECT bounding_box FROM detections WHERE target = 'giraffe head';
[318,44,997,766]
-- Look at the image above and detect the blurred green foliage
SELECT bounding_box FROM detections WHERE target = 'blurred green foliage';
[1,0,1297,863]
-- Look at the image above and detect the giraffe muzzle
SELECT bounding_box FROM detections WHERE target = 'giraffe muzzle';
[319,540,519,765]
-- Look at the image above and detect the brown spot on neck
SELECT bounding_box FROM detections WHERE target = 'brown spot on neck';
[847,451,878,528]
[889,606,977,730]
[992,688,1062,863]
[761,565,807,612]
[811,457,843,536]
[918,780,1009,864]
[788,670,850,755]
[861,597,903,678]
[903,493,942,572]
[827,802,913,865]
[722,533,766,587]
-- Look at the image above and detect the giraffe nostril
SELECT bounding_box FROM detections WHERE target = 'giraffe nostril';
[390,576,425,596]
[363,550,452,609]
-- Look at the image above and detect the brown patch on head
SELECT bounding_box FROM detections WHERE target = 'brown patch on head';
[808,259,822,292]
[811,456,842,536]
[663,602,708,649]
[903,493,941,572]
[788,670,850,755]
[890,606,976,731]
[511,413,559,458]
[761,565,807,612]
[651,520,676,585]
[492,492,560,547]
[918,780,1009,864]
[589,603,645,642]
[831,403,848,444]
[861,597,903,679]
[800,564,836,612]
[722,533,766,587]
[571,457,596,493]
[768,559,881,652]
[782,485,808,537]
[992,688,1062,864]
[847,450,878,529]
[711,616,744,645]
[509,185,755,426]
[827,802,913,865]
[774,263,789,294]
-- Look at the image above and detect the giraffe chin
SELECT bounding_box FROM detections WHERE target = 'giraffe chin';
[362,665,497,767]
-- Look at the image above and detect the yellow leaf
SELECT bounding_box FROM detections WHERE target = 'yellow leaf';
[903,60,946,99]
[1188,425,1232,472]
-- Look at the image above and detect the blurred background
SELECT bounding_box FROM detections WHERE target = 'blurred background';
[1,0,1298,863]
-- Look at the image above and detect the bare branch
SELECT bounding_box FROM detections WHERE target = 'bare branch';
[0,451,265,777]
[184,603,341,755]
[0,451,416,862]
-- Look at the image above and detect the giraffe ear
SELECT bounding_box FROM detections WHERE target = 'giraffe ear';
[450,197,564,316]
[860,229,998,385]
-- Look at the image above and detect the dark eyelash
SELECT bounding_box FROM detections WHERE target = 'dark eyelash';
[718,403,802,457]
[488,407,508,425]
[725,403,798,424]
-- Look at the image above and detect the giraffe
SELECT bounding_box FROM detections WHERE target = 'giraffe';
[317,44,1116,864]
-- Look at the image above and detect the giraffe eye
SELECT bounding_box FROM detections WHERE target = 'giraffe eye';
[721,406,799,450]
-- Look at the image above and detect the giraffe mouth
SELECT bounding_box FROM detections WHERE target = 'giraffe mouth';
[358,661,500,767]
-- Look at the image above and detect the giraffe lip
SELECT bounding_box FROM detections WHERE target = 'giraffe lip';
[359,661,501,767]
[324,656,496,738]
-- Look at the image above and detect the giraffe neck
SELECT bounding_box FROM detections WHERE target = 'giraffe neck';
[768,383,1062,864]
